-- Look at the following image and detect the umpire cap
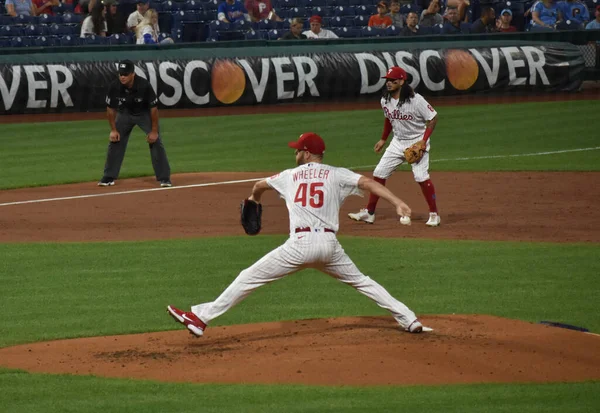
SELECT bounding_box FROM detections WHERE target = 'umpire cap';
[118,60,135,75]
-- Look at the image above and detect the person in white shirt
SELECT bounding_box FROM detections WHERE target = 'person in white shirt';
[167,132,430,338]
[349,66,441,227]
[80,1,107,38]
[303,15,339,39]
[136,9,173,44]
[127,0,152,32]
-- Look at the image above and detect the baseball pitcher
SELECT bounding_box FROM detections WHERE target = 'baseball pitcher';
[168,132,430,337]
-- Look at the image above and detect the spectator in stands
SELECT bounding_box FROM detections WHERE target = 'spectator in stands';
[585,5,600,29]
[77,0,98,15]
[136,8,174,44]
[104,0,127,35]
[557,0,590,29]
[470,5,496,33]
[530,0,559,31]
[387,0,404,28]
[32,0,58,15]
[80,0,107,37]
[369,2,393,29]
[279,17,307,39]
[218,0,250,23]
[303,15,338,39]
[445,0,470,22]
[5,0,36,16]
[127,0,152,32]
[496,8,518,32]
[419,0,443,27]
[245,0,282,22]
[441,7,464,33]
[402,11,420,35]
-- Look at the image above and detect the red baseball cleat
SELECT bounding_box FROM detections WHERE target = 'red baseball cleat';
[167,305,207,337]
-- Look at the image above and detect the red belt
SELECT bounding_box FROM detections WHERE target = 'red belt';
[295,227,335,234]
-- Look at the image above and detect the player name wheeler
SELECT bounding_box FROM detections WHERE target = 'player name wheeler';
[292,168,331,181]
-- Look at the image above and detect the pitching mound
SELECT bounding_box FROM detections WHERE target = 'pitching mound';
[1,315,599,386]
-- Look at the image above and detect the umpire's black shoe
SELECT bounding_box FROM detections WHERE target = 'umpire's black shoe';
[160,180,172,188]
[97,177,115,187]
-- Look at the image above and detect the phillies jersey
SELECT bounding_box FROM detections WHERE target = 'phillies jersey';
[266,163,362,234]
[380,93,437,141]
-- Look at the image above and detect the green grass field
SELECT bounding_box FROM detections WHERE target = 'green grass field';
[1,100,599,412]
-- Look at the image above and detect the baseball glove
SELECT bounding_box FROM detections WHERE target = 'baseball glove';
[240,198,262,236]
[403,140,427,164]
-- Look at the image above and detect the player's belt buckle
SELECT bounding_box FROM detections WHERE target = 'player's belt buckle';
[295,227,335,234]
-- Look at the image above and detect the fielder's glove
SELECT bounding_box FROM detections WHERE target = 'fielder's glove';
[240,198,262,236]
[403,140,427,164]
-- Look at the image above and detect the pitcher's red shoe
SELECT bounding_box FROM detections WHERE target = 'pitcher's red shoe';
[167,305,206,337]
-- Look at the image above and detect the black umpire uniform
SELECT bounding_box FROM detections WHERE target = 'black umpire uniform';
[99,60,171,187]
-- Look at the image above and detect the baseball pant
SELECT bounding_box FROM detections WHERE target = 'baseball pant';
[374,138,431,183]
[102,110,171,181]
[192,231,418,329]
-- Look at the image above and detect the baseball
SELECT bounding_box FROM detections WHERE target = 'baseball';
[400,216,411,225]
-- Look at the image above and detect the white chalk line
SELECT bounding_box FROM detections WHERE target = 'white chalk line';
[0,146,598,208]
[349,146,600,170]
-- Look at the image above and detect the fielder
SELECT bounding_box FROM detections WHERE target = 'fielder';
[348,66,440,226]
[168,132,429,337]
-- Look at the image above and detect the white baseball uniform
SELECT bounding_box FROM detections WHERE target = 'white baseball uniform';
[191,162,418,329]
[374,93,437,183]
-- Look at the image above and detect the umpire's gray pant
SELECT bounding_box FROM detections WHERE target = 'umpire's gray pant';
[103,110,171,181]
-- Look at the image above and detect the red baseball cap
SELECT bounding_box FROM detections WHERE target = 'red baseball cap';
[288,132,326,155]
[382,66,407,80]
[309,15,322,24]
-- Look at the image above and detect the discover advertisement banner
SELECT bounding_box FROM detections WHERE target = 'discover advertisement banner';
[0,44,584,114]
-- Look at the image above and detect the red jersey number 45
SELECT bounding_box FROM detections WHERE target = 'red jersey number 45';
[294,182,324,208]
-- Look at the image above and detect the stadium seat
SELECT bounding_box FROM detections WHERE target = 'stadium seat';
[278,0,297,7]
[1,25,21,37]
[23,24,46,36]
[14,14,38,24]
[184,0,203,10]
[334,26,360,37]
[460,22,471,33]
[10,36,33,47]
[353,14,368,26]
[55,2,75,13]
[0,16,14,26]
[347,0,363,5]
[333,5,355,16]
[257,19,277,30]
[164,0,184,11]
[0,37,11,48]
[279,6,307,18]
[58,35,79,46]
[385,25,401,36]
[108,33,128,44]
[267,28,282,39]
[326,0,350,6]
[201,0,219,11]
[32,35,51,47]
[244,29,261,40]
[300,0,327,7]
[360,26,384,37]
[329,16,350,27]
[310,6,331,16]
[232,19,251,31]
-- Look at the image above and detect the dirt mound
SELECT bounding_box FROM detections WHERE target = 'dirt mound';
[1,315,598,386]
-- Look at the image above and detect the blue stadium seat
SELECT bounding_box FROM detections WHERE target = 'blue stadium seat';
[326,0,349,6]
[0,37,11,48]
[310,6,332,16]
[334,26,360,37]
[299,0,327,7]
[209,20,232,32]
[1,25,23,37]
[164,0,184,11]
[10,36,33,47]
[80,34,108,44]
[360,26,384,37]
[356,4,377,15]
[32,36,51,47]
[385,25,401,36]
[58,34,79,46]
[329,16,350,27]
[400,4,420,14]
[154,2,167,12]
[267,28,282,39]
[430,23,443,34]
[347,0,363,5]
[23,24,46,36]
[333,5,355,16]
[244,29,262,40]
[55,2,75,13]
[279,6,307,18]
[174,10,200,24]
[184,0,203,10]
[257,18,277,30]
[14,14,38,24]
[201,0,219,11]
[0,16,14,26]
[460,22,472,33]
[232,18,252,31]
[108,33,128,44]
[353,14,368,26]
[38,13,60,24]
[278,0,297,7]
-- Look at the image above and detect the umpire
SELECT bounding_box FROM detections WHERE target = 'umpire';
[98,60,172,187]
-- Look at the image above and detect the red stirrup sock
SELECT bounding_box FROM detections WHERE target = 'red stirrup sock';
[367,177,387,214]
[418,179,438,213]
